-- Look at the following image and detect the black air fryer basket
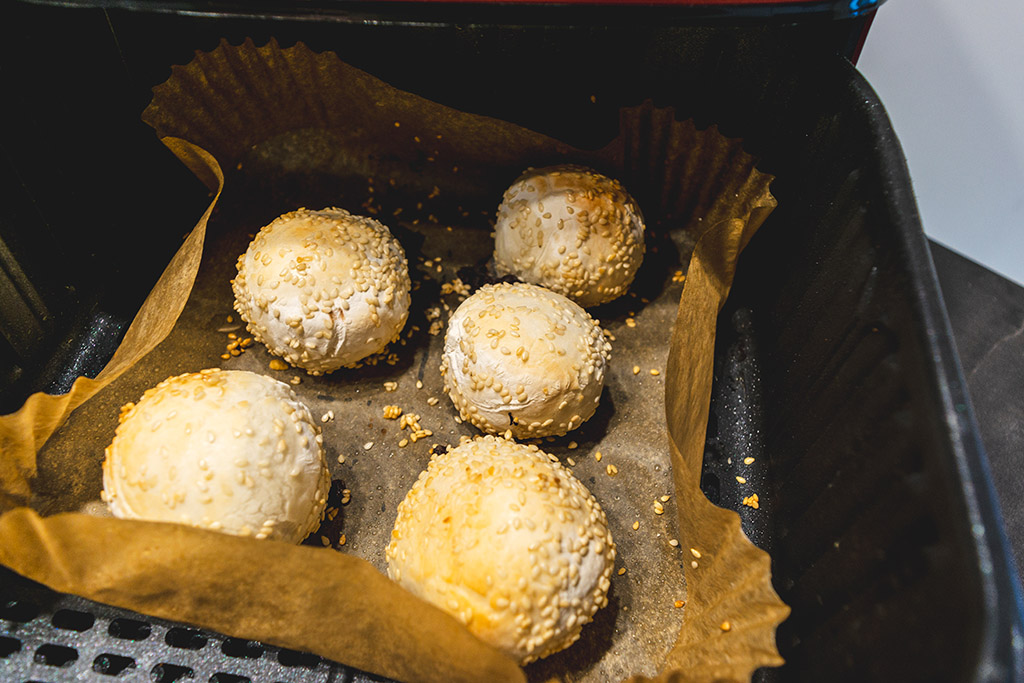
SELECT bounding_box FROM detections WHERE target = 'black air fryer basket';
[2,1,1022,681]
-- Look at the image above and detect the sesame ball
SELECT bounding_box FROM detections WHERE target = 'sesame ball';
[386,436,615,664]
[440,282,610,438]
[101,369,330,543]
[232,207,411,374]
[494,165,645,308]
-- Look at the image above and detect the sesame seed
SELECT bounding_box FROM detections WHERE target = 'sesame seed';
[720,621,732,632]
[669,539,679,547]
[674,600,685,608]
[625,318,636,328]
[567,457,576,466]
[416,380,424,389]
[384,381,398,392]
[690,548,702,559]
[427,397,439,406]
[632,520,640,531]
[650,369,660,376]
[661,495,671,502]
[606,464,618,476]
[320,536,330,546]
[568,441,578,449]
[290,376,302,385]
[617,567,626,576]
[736,476,747,484]
[337,454,346,464]
[691,560,699,569]
[742,493,760,509]
[594,451,603,462]
[363,441,374,450]
[633,365,641,375]
[339,534,347,546]
[744,457,756,465]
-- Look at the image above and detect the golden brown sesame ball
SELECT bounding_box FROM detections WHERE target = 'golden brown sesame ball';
[386,436,615,664]
[101,369,330,543]
[494,165,645,308]
[440,282,611,438]
[232,207,411,374]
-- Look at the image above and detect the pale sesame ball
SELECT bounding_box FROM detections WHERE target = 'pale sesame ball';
[232,207,411,374]
[101,369,330,543]
[494,165,645,308]
[440,282,610,438]
[386,436,615,664]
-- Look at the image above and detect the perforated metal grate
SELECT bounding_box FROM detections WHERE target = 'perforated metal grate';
[0,568,386,682]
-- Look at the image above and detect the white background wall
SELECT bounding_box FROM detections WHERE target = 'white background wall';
[857,0,1024,286]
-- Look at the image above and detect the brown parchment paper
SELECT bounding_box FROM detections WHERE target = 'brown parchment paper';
[0,39,788,683]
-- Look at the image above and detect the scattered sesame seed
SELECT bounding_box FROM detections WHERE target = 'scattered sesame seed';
[669,539,679,547]
[220,353,231,360]
[339,534,347,546]
[632,520,640,531]
[617,567,626,576]
[736,476,747,484]
[567,457,576,466]
[606,464,619,476]
[653,501,665,515]
[674,600,685,608]
[650,369,661,376]
[744,457,756,465]
[691,560,699,569]
[363,441,374,450]
[341,489,351,504]
[383,381,398,392]
[625,318,636,328]
[594,451,603,462]
[320,536,330,546]
[690,548,702,559]
[337,454,346,464]
[399,438,409,448]
[742,493,760,509]
[568,441,578,449]
[383,405,402,419]
[268,359,289,371]
[426,397,439,406]
[416,380,424,389]
[661,495,671,502]
[632,365,641,375]
[720,621,732,632]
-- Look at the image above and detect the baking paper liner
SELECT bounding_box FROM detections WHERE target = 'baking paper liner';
[0,39,788,683]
